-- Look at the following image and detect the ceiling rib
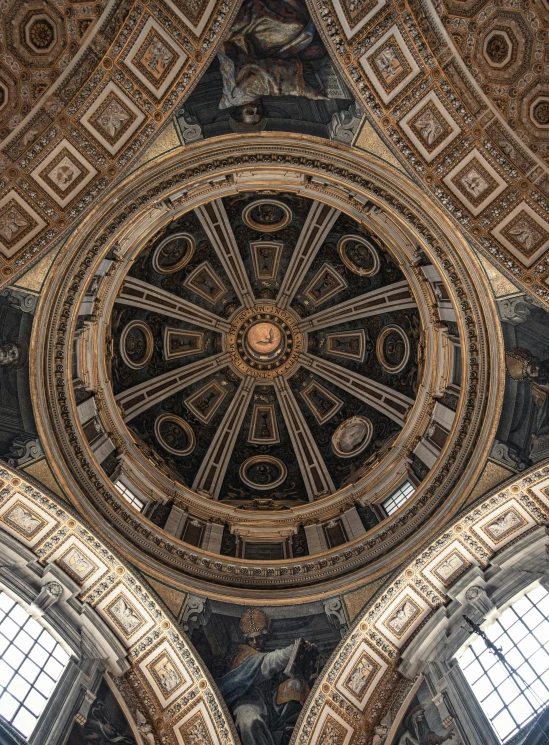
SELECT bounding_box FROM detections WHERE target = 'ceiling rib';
[117,277,231,333]
[195,200,255,309]
[274,376,335,501]
[276,202,340,310]
[192,376,255,499]
[298,280,416,332]
[299,353,413,426]
[116,353,231,422]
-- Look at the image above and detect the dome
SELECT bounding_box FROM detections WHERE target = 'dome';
[110,191,419,507]
[31,136,499,593]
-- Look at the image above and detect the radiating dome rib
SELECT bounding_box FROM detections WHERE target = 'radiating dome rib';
[276,202,341,309]
[117,276,231,332]
[298,280,416,332]
[192,376,255,500]
[300,353,414,425]
[274,376,335,501]
[195,200,255,309]
[116,353,231,422]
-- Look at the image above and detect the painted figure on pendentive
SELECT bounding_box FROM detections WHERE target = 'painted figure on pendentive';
[215,608,321,745]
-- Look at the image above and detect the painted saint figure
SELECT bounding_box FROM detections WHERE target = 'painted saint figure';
[505,347,549,434]
[216,608,320,745]
[217,0,331,127]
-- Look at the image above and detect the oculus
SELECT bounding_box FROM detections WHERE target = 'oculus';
[228,304,301,379]
[120,321,154,369]
[332,416,373,458]
[152,233,195,274]
[376,324,410,373]
[338,234,381,276]
[242,199,292,233]
[154,414,196,456]
[239,455,288,490]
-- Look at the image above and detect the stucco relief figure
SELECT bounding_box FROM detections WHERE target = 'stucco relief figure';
[506,347,549,435]
[216,608,321,745]
[217,0,335,129]
[7,504,42,534]
[413,109,443,145]
[461,168,488,198]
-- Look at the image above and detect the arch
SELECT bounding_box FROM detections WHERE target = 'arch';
[0,463,236,745]
[306,0,549,311]
[293,460,549,745]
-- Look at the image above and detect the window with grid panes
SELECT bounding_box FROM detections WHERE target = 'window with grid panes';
[458,584,549,743]
[0,590,69,738]
[382,480,415,515]
[114,479,145,512]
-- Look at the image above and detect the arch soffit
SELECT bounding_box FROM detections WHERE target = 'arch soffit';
[1,453,549,745]
[0,463,237,745]
[1,0,549,314]
[31,138,504,595]
[0,0,242,282]
[293,460,549,745]
[306,0,549,311]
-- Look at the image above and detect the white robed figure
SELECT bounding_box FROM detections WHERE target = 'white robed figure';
[216,609,318,745]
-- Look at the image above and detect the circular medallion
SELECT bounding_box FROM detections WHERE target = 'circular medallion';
[376,325,410,373]
[242,200,292,233]
[154,415,195,456]
[332,416,373,458]
[338,234,380,276]
[240,456,288,490]
[120,321,153,369]
[531,97,549,129]
[152,233,195,274]
[245,321,285,361]
[228,304,301,379]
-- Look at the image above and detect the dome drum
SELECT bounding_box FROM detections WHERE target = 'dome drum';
[32,138,500,594]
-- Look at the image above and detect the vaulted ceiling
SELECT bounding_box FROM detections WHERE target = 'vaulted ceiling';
[1,1,549,745]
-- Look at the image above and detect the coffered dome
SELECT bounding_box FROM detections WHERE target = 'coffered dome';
[109,191,419,507]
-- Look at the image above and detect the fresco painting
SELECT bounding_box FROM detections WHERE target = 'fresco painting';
[190,601,343,745]
[497,301,549,468]
[392,680,463,745]
[67,679,137,745]
[177,0,354,139]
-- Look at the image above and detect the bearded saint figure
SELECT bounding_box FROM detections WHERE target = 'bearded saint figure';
[215,608,319,745]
